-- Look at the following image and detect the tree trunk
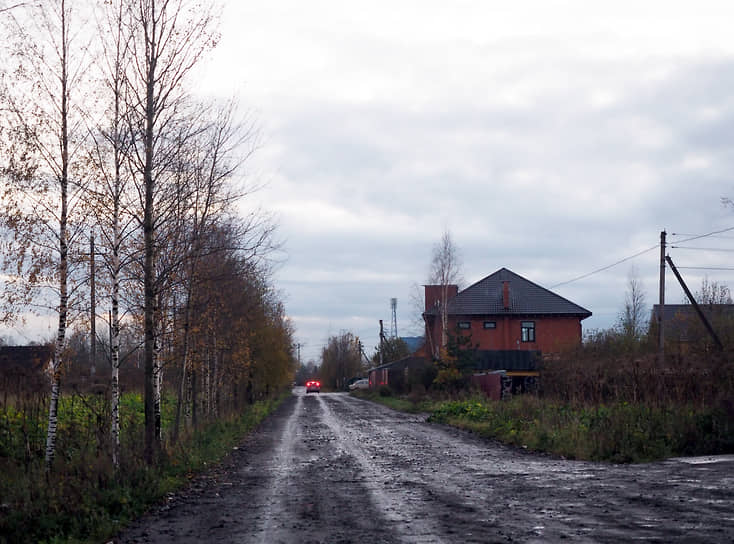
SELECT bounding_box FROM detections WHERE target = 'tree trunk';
[110,187,121,467]
[143,82,157,464]
[211,332,219,418]
[191,368,198,428]
[153,292,163,443]
[45,0,70,471]
[173,286,193,441]
[142,0,158,464]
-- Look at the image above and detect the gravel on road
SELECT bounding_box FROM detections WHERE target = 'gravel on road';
[117,390,734,543]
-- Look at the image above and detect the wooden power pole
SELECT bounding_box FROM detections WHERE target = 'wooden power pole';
[658,230,666,361]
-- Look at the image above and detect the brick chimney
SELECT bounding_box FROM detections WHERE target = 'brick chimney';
[502,281,510,310]
[424,284,459,311]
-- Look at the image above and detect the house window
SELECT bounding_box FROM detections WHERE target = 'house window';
[521,321,535,342]
[483,321,496,329]
[457,321,471,330]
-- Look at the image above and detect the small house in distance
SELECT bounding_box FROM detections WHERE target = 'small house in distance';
[0,345,53,393]
[651,303,734,352]
[424,268,592,396]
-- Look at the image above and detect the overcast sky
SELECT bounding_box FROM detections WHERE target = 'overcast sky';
[189,0,734,364]
[6,1,734,364]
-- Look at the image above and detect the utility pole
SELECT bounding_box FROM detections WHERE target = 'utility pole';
[658,230,666,361]
[379,320,385,365]
[297,343,301,366]
[665,255,723,351]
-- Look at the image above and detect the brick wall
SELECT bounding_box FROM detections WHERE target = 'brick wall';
[445,315,583,353]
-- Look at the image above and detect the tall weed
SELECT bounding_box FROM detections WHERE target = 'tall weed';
[0,390,286,544]
[428,395,733,463]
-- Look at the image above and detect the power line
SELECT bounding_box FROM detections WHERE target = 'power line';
[671,246,734,252]
[675,266,734,271]
[549,244,658,289]
[671,233,734,240]
[550,225,734,290]
[671,226,734,244]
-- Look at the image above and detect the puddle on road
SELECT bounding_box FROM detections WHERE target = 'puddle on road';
[669,454,734,465]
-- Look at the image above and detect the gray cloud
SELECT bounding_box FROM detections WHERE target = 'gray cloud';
[200,4,734,362]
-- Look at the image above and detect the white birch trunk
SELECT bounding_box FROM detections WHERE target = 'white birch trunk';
[45,0,70,470]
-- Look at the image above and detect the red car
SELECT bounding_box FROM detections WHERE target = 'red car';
[305,380,321,393]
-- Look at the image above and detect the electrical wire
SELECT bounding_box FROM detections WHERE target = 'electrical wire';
[671,233,734,240]
[537,226,734,290]
[549,244,658,289]
[671,246,734,252]
[671,226,734,244]
[675,266,734,271]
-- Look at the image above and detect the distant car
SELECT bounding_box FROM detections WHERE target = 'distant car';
[305,380,321,393]
[349,378,369,391]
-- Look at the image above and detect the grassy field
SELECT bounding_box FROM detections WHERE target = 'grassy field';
[0,391,286,544]
[354,390,734,463]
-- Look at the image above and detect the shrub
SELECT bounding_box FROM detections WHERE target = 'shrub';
[378,385,393,397]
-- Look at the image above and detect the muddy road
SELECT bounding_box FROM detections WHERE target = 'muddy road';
[119,390,734,543]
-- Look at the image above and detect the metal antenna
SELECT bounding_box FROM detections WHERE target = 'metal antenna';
[390,297,398,338]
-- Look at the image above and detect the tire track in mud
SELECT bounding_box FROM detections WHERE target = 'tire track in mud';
[259,392,399,543]
[257,393,302,543]
[325,393,734,543]
[318,394,447,543]
[117,391,734,543]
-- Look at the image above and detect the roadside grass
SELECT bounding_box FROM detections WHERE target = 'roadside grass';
[0,391,287,544]
[359,391,734,463]
[350,389,441,414]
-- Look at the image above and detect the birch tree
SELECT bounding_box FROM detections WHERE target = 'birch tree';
[0,0,91,469]
[618,266,647,344]
[428,228,463,355]
[125,0,219,463]
[86,0,137,469]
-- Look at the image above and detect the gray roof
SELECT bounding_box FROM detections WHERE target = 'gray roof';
[651,303,734,322]
[400,336,424,353]
[429,268,591,318]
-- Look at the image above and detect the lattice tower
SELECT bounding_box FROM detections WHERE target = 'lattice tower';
[390,298,398,338]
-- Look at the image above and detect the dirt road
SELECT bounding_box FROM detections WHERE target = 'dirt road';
[118,390,734,543]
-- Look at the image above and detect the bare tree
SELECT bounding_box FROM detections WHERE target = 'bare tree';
[0,2,28,14]
[85,0,138,470]
[125,0,220,463]
[320,331,363,390]
[618,266,647,343]
[172,100,259,441]
[0,0,92,470]
[427,228,463,355]
[694,277,732,306]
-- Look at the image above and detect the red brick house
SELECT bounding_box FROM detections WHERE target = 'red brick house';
[423,268,591,395]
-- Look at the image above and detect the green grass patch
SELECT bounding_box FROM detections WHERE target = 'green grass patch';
[427,395,734,463]
[361,391,734,463]
[351,389,441,414]
[0,391,288,544]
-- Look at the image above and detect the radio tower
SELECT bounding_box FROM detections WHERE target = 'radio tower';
[390,298,398,338]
